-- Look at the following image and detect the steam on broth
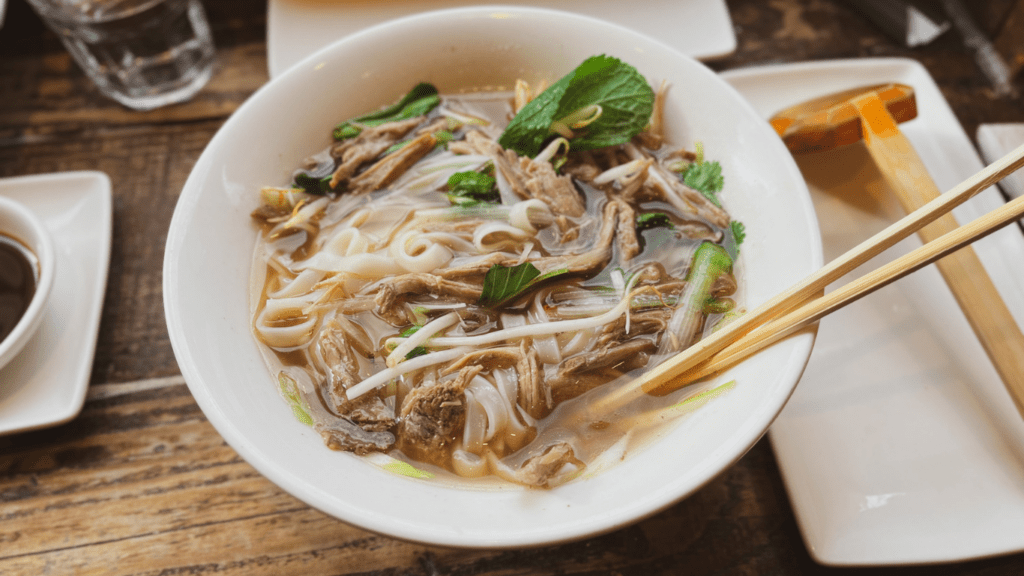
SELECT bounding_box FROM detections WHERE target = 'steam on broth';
[249,57,744,487]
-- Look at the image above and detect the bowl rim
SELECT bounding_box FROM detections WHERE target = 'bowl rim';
[164,4,822,548]
[0,195,56,370]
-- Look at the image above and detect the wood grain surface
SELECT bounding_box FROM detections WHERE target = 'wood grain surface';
[2,0,1024,574]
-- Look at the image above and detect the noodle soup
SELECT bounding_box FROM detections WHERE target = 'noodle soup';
[249,60,744,487]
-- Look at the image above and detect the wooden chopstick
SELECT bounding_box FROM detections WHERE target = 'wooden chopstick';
[682,187,1024,382]
[593,142,1024,416]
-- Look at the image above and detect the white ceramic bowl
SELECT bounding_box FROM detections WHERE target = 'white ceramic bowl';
[164,6,822,547]
[0,195,55,370]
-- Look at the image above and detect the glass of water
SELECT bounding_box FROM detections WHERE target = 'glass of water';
[26,0,216,111]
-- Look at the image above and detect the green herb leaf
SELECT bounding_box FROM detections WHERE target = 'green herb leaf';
[293,173,334,195]
[434,130,454,149]
[683,160,724,207]
[478,262,569,307]
[636,212,675,232]
[446,170,498,206]
[723,220,745,261]
[277,373,313,427]
[399,325,428,359]
[498,55,654,157]
[333,83,441,141]
[552,55,655,151]
[730,221,746,246]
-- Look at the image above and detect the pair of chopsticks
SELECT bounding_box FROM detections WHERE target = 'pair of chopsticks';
[594,143,1024,416]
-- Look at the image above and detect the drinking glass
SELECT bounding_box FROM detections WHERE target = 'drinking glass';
[26,0,216,111]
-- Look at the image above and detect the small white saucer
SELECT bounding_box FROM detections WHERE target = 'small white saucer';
[0,172,112,435]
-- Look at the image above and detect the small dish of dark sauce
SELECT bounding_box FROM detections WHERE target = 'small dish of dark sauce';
[0,233,37,345]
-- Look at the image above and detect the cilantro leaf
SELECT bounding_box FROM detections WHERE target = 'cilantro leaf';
[333,83,441,141]
[498,55,654,157]
[479,262,569,307]
[636,212,675,232]
[683,160,724,207]
[731,221,746,246]
[724,220,746,261]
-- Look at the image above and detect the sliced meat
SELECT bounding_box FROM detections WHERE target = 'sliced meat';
[397,365,483,465]
[314,319,361,406]
[348,132,438,195]
[515,442,583,488]
[442,346,521,374]
[465,131,585,218]
[373,273,483,316]
[613,199,641,261]
[330,116,424,188]
[520,157,586,217]
[436,253,516,280]
[516,347,550,420]
[596,307,673,348]
[530,200,618,277]
[314,319,397,433]
[559,338,657,377]
[415,116,451,136]
[317,418,394,456]
[550,339,657,404]
[441,345,550,420]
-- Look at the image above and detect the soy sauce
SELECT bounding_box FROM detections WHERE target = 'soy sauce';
[0,234,36,344]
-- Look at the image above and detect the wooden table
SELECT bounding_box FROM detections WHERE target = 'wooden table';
[1,0,1023,573]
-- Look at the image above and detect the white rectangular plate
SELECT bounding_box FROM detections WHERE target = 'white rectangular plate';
[977,123,1024,199]
[722,59,1024,566]
[266,0,736,78]
[0,172,112,435]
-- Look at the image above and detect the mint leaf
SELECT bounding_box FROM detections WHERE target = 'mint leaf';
[498,55,654,157]
[683,160,724,207]
[447,170,498,206]
[478,262,568,307]
[333,83,440,140]
[636,212,674,231]
[552,55,654,151]
[499,74,574,157]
